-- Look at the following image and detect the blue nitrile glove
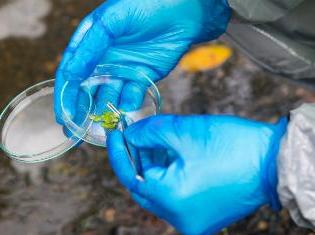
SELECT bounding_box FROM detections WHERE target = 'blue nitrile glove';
[107,115,288,235]
[54,0,231,124]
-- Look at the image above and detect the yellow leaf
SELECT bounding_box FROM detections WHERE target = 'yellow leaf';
[180,44,232,72]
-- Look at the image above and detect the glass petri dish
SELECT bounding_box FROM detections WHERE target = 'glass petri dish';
[0,64,161,163]
[61,64,161,147]
[0,80,89,163]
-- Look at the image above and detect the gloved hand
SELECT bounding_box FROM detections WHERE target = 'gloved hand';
[54,0,231,124]
[107,115,288,234]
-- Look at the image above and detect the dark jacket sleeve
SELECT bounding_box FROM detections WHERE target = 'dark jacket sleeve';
[224,0,315,80]
[227,0,305,22]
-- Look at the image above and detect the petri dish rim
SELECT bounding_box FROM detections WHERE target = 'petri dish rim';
[0,79,89,163]
[61,64,162,147]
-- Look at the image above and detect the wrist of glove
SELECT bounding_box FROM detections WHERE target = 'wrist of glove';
[107,114,287,234]
[197,0,232,42]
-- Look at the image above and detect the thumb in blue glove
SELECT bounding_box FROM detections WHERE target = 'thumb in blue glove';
[54,0,231,125]
[107,115,287,234]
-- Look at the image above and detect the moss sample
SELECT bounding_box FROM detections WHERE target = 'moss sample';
[89,111,120,130]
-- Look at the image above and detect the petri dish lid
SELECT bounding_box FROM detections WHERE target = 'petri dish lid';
[61,64,161,147]
[0,79,87,163]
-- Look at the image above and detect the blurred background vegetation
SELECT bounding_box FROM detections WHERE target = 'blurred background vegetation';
[0,0,315,234]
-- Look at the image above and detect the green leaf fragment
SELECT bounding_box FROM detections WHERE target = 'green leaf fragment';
[101,122,117,129]
[89,111,120,130]
[89,115,102,122]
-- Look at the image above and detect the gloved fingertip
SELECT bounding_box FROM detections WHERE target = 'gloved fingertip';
[62,126,82,147]
[107,130,140,192]
[55,114,65,126]
[63,126,73,138]
[106,129,122,146]
[119,82,146,112]
[95,82,124,115]
[119,103,138,113]
[56,105,75,127]
[65,107,76,120]
[120,96,143,112]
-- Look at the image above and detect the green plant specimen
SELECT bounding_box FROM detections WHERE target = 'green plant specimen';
[89,111,120,129]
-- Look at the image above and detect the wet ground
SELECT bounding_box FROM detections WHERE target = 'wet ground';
[1,0,315,235]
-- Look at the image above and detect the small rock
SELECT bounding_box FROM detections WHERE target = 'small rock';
[44,61,56,74]
[71,18,80,27]
[257,221,269,231]
[103,208,116,223]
